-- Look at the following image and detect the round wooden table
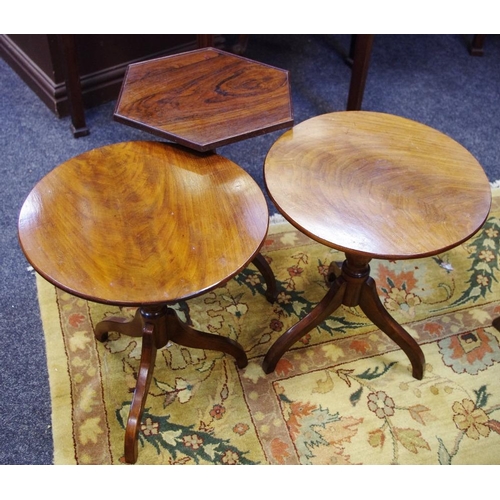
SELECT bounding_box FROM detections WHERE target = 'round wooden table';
[18,141,271,463]
[263,111,491,379]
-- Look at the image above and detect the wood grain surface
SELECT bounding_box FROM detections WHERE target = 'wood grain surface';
[19,141,269,305]
[265,111,491,259]
[114,48,293,151]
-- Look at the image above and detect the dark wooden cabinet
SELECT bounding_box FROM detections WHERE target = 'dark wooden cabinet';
[0,34,200,117]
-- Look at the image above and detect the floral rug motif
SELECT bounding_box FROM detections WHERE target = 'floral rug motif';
[38,189,500,464]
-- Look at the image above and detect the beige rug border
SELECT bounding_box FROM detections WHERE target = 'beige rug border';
[37,273,77,464]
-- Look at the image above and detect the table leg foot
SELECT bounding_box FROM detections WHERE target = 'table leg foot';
[94,308,143,342]
[125,322,157,464]
[359,277,425,380]
[165,308,248,368]
[252,252,278,303]
[262,278,347,373]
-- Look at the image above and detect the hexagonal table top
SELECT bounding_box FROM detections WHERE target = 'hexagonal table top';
[114,48,294,151]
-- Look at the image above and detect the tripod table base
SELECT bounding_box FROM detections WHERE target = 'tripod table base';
[262,253,425,380]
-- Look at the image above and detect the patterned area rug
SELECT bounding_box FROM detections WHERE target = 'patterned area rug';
[38,190,500,465]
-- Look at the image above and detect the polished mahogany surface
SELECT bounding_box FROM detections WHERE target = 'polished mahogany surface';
[19,141,269,306]
[114,48,294,152]
[265,111,491,260]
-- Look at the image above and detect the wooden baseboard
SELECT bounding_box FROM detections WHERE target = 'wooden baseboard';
[0,35,64,115]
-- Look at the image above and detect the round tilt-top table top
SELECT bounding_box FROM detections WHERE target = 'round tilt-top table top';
[264,111,491,260]
[18,141,269,306]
